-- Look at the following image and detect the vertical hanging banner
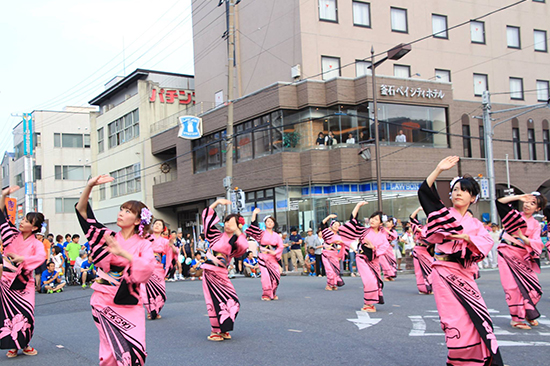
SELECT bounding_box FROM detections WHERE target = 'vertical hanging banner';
[5,197,16,224]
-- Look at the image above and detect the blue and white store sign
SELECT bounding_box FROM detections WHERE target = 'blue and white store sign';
[178,116,202,140]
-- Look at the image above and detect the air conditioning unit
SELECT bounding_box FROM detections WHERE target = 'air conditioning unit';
[291,64,301,79]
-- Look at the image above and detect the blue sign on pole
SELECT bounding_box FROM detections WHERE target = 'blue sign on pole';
[178,116,202,139]
[25,182,33,195]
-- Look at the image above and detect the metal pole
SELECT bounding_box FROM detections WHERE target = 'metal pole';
[505,154,510,189]
[225,0,236,213]
[371,47,383,211]
[482,91,497,224]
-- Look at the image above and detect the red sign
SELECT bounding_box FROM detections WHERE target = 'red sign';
[150,88,195,105]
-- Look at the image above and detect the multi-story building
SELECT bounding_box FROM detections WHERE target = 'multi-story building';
[1,152,14,190]
[88,69,196,230]
[9,107,94,236]
[149,0,550,232]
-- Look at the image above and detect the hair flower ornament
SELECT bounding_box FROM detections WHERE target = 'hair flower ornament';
[381,215,388,223]
[138,207,153,236]
[238,216,245,228]
[450,176,463,189]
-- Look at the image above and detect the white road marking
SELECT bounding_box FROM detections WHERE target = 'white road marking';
[348,311,382,330]
[288,329,302,333]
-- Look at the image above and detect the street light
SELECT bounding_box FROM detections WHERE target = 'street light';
[369,43,411,211]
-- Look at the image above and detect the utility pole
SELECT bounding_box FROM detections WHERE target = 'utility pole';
[371,46,383,212]
[482,91,497,224]
[223,0,237,213]
[23,112,35,214]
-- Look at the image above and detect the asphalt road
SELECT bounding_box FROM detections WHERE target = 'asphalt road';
[6,268,550,366]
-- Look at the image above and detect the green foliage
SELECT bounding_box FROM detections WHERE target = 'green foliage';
[283,131,301,148]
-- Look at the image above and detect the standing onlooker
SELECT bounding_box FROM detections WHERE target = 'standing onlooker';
[289,227,305,272]
[346,133,355,144]
[395,129,407,143]
[281,232,291,273]
[196,233,208,256]
[315,228,326,277]
[304,228,321,275]
[316,132,325,145]
[401,225,416,257]
[325,131,336,146]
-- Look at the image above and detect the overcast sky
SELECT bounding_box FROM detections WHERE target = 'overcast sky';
[0,0,194,154]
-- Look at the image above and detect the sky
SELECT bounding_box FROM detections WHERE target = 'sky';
[0,0,195,154]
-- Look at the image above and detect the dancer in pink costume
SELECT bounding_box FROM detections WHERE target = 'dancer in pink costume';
[245,208,284,301]
[0,186,45,359]
[319,213,354,291]
[379,220,398,281]
[340,202,388,313]
[409,207,434,295]
[419,156,503,366]
[141,219,178,320]
[76,175,155,366]
[496,192,547,330]
[201,199,249,342]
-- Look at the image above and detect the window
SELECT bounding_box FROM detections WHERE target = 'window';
[509,77,524,100]
[528,128,537,160]
[99,186,106,201]
[235,121,253,163]
[321,56,340,80]
[353,1,370,27]
[34,165,42,180]
[473,73,488,96]
[62,133,83,148]
[394,64,410,78]
[506,26,521,48]
[543,128,549,161]
[470,21,485,44]
[462,125,472,157]
[479,125,485,158]
[390,7,408,33]
[108,109,139,148]
[33,132,41,148]
[432,14,448,39]
[537,80,549,102]
[14,141,24,160]
[110,163,141,197]
[512,127,521,159]
[84,134,91,148]
[54,165,91,180]
[319,0,337,22]
[355,60,372,77]
[534,29,548,52]
[98,127,104,153]
[55,198,79,213]
[54,133,61,147]
[15,173,23,188]
[435,69,451,82]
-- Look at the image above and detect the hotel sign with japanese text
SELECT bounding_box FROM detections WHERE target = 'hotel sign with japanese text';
[380,85,445,99]
[150,88,195,105]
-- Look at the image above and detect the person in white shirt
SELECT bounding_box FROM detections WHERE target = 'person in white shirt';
[401,225,416,256]
[346,133,355,144]
[395,130,407,143]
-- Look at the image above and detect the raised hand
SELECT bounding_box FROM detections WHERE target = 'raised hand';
[253,207,260,215]
[2,186,20,196]
[87,175,114,188]
[437,156,459,172]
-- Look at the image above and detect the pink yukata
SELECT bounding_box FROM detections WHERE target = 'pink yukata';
[496,200,543,323]
[379,229,398,280]
[141,235,174,320]
[245,221,284,300]
[201,208,249,334]
[76,203,155,366]
[320,222,353,288]
[409,216,434,294]
[340,216,387,306]
[0,210,45,351]
[419,180,503,366]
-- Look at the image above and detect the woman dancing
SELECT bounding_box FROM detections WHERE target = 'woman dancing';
[201,199,249,341]
[340,202,388,312]
[319,214,353,291]
[141,219,178,320]
[496,192,547,329]
[0,186,45,358]
[409,207,434,295]
[76,175,155,366]
[245,208,284,301]
[419,156,503,366]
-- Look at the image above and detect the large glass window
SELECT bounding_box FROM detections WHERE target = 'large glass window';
[537,80,549,101]
[534,29,548,52]
[321,56,340,80]
[369,103,448,147]
[506,26,521,48]
[471,21,485,44]
[319,0,337,22]
[62,133,83,148]
[432,14,448,39]
[390,7,408,33]
[235,121,253,162]
[352,1,370,27]
[54,165,91,180]
[108,109,139,148]
[110,163,141,197]
[55,198,79,213]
